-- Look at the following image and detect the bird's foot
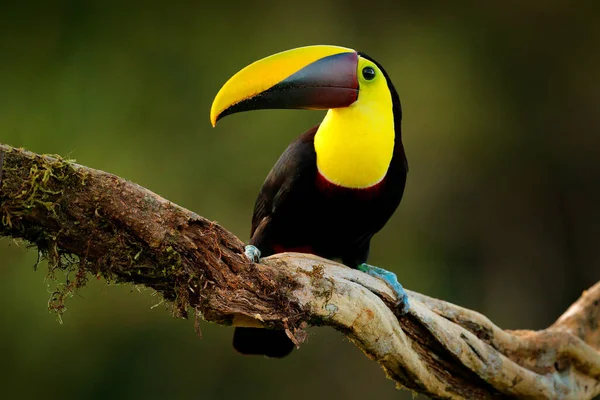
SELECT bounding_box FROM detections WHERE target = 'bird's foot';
[358,263,409,314]
[244,245,262,263]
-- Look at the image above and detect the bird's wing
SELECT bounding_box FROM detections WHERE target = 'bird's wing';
[250,126,318,243]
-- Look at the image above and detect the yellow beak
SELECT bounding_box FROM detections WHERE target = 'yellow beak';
[210,45,359,127]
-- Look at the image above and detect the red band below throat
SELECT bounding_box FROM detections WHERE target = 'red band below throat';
[315,171,386,199]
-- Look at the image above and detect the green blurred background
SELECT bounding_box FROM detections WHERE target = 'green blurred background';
[1,1,599,399]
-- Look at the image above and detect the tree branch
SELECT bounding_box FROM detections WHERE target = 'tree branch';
[0,143,598,399]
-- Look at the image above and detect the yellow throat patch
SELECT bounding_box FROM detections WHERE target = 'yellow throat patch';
[314,56,395,189]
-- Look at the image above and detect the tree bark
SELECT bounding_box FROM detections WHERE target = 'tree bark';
[0,143,598,399]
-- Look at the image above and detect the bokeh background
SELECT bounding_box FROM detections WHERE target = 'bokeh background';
[1,1,599,399]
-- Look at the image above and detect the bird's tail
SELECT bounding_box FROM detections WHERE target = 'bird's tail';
[233,327,295,358]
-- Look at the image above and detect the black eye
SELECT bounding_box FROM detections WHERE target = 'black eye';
[362,66,376,80]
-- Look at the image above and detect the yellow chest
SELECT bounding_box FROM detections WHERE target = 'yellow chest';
[314,104,395,189]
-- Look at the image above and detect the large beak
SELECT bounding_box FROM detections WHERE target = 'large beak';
[210,45,359,126]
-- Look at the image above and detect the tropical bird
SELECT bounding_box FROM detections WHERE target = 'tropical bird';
[210,45,409,358]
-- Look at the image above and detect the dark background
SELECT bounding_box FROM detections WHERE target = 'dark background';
[1,1,599,399]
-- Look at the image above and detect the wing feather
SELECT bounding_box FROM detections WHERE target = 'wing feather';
[249,126,318,247]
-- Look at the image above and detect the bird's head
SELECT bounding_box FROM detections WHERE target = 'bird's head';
[210,45,399,127]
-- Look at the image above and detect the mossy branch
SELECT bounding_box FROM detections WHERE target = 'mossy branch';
[0,143,599,400]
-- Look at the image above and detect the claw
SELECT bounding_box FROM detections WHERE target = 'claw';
[244,245,261,263]
[358,263,409,314]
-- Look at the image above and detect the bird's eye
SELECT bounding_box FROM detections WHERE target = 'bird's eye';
[362,66,376,81]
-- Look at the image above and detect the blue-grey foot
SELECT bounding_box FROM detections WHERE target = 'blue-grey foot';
[244,245,261,263]
[358,263,410,314]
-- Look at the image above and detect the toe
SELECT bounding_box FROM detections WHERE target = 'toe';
[359,263,410,314]
[244,245,261,262]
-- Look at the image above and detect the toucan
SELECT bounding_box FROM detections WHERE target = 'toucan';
[210,45,409,358]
